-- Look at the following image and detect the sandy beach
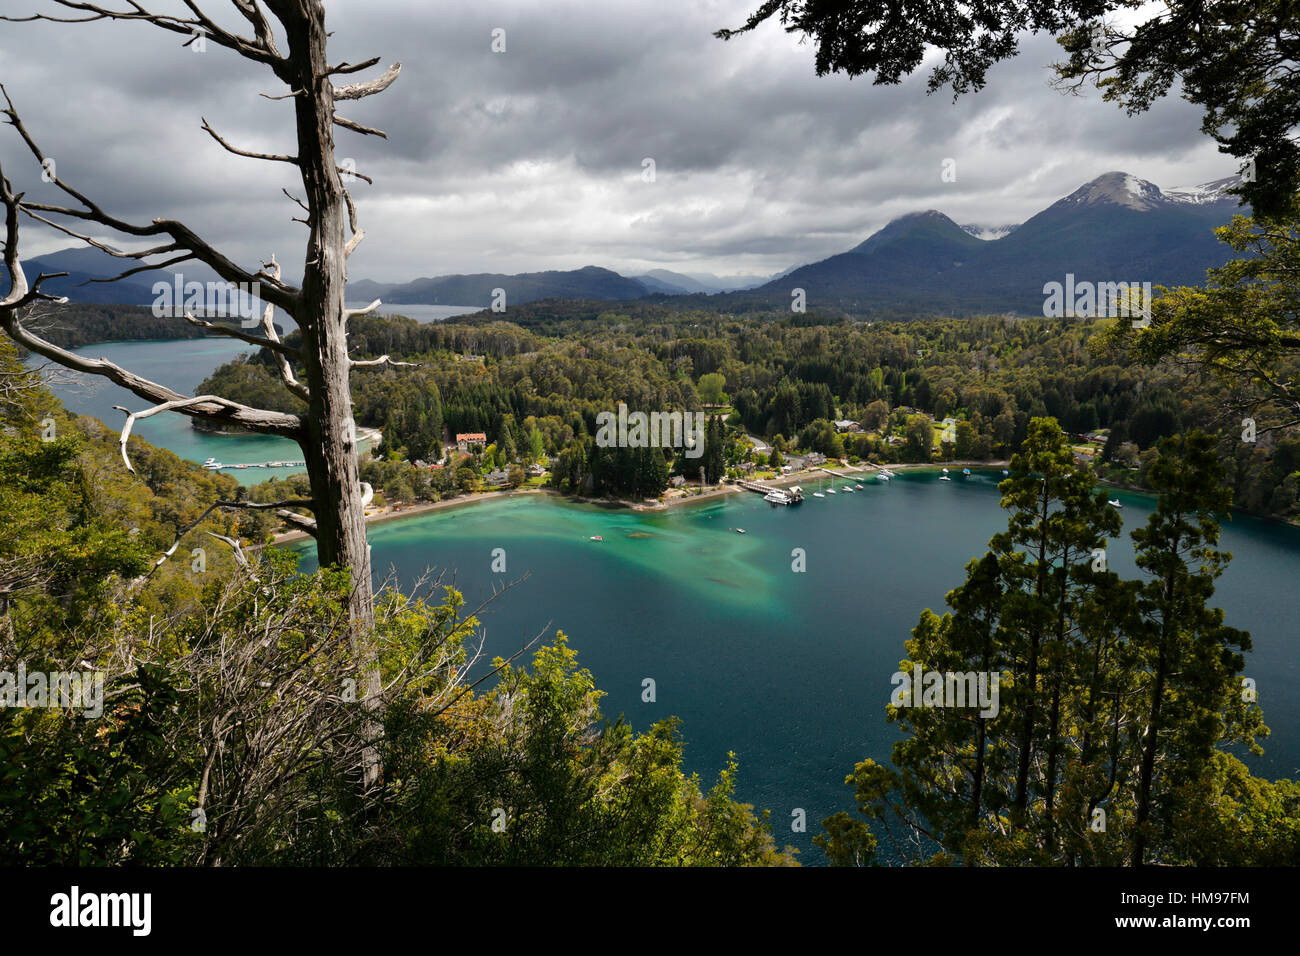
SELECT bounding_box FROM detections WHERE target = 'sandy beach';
[263,459,1011,548]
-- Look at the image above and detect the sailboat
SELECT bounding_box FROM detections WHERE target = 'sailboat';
[813,477,825,498]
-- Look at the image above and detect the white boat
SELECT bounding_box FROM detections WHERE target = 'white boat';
[940,475,952,481]
[1108,499,1122,508]
[813,491,825,498]
[843,486,855,492]
[880,469,896,478]
[855,484,863,490]
[1002,469,1010,476]
[735,528,747,534]
[826,488,836,494]
[876,473,890,482]
[202,458,223,470]
[764,490,790,505]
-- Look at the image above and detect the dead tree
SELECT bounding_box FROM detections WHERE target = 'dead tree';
[0,0,403,785]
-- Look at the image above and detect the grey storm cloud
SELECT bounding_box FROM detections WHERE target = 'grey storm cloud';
[0,0,1232,283]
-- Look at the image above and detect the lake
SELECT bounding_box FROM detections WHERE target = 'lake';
[36,338,1300,863]
[293,475,1300,864]
[31,338,361,485]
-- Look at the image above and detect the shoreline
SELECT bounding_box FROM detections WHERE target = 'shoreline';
[262,459,1012,549]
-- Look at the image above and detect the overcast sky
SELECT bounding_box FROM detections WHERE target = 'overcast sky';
[0,0,1236,283]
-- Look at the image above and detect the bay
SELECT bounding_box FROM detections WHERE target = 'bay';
[32,338,341,485]
[292,473,1300,863]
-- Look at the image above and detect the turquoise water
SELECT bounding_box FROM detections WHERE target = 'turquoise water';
[293,474,1300,862]
[34,339,1300,861]
[33,338,333,485]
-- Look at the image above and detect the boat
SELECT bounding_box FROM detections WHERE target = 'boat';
[855,484,863,490]
[876,473,890,482]
[1108,499,1122,508]
[813,491,825,497]
[590,535,603,540]
[735,528,747,534]
[962,468,971,476]
[202,458,222,470]
[942,467,949,474]
[764,490,791,505]
[940,475,952,481]
[1002,469,1009,475]
[880,469,896,478]
[842,485,854,492]
[826,487,836,494]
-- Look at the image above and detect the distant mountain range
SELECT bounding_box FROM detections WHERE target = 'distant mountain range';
[348,265,779,305]
[728,172,1248,316]
[9,172,1248,318]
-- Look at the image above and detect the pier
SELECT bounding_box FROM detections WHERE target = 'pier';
[734,478,804,503]
[204,459,306,472]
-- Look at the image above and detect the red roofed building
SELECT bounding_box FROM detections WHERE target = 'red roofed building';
[456,432,487,453]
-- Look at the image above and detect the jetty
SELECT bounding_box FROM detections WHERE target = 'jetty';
[204,458,306,471]
[734,478,803,504]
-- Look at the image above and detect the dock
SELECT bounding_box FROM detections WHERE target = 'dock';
[734,478,804,504]
[204,459,306,472]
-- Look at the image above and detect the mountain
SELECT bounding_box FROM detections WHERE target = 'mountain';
[635,270,701,294]
[739,172,1248,316]
[632,269,781,294]
[346,265,649,307]
[22,172,1250,319]
[13,246,187,306]
[961,223,1020,241]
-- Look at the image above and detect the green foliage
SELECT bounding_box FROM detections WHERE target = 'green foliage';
[818,420,1291,866]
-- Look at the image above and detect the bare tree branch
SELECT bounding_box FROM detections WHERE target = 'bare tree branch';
[333,113,387,138]
[114,394,265,472]
[201,116,298,165]
[350,354,419,369]
[183,310,299,358]
[0,0,288,67]
[0,85,301,314]
[332,62,401,100]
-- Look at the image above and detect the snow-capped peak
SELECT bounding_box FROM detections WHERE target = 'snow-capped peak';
[1060,172,1166,211]
[960,223,1020,241]
[1165,175,1242,205]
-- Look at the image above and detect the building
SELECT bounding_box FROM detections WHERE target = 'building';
[669,475,686,488]
[485,469,510,487]
[833,419,861,433]
[456,432,487,453]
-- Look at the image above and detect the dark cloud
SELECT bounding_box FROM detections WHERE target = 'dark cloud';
[0,1,1231,283]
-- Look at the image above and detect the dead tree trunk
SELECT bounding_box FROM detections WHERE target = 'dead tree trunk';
[0,0,404,786]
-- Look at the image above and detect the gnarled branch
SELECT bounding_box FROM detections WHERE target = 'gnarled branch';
[333,62,401,101]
